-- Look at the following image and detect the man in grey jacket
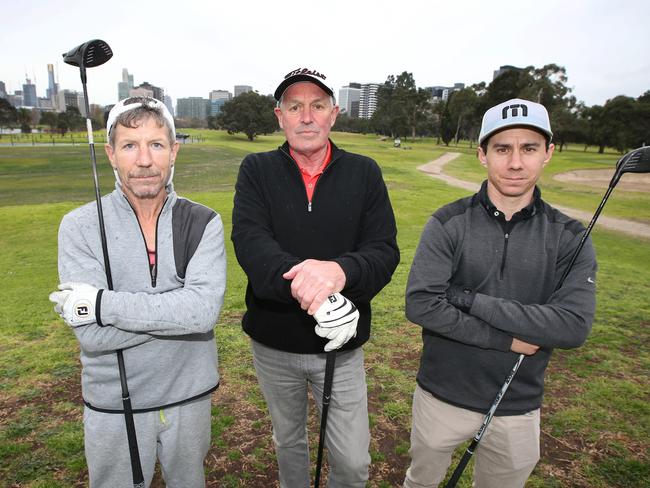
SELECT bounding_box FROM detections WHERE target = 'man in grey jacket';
[403,99,597,488]
[49,97,226,487]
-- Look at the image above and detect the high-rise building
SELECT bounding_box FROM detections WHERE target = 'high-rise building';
[7,92,23,107]
[176,97,210,120]
[129,86,154,99]
[38,97,54,110]
[426,83,465,103]
[46,64,58,101]
[209,90,232,116]
[118,68,135,101]
[210,90,231,101]
[57,89,85,115]
[359,83,380,119]
[493,65,523,80]
[234,85,252,97]
[164,95,174,117]
[22,78,38,107]
[338,83,361,118]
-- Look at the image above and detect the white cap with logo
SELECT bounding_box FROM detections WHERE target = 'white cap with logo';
[478,98,552,145]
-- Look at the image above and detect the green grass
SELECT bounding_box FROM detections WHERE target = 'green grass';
[0,130,648,487]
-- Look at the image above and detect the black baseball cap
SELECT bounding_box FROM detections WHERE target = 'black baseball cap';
[274,67,334,101]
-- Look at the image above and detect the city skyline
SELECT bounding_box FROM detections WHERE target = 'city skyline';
[1,0,648,109]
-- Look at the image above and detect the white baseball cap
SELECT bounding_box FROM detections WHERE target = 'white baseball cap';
[478,98,552,145]
[106,96,175,140]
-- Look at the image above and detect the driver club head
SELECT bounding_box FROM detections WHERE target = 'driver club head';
[62,39,113,68]
[610,146,650,187]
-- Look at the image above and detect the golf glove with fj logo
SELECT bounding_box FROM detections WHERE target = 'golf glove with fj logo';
[314,293,359,352]
[49,282,99,327]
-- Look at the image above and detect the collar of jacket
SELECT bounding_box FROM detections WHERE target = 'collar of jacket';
[112,180,177,213]
[476,180,542,221]
[279,139,344,167]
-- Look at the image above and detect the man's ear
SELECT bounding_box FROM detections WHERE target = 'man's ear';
[477,146,488,168]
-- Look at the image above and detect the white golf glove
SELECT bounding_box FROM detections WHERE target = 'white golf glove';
[49,282,99,327]
[314,293,359,352]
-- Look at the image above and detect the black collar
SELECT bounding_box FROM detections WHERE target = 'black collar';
[477,180,542,225]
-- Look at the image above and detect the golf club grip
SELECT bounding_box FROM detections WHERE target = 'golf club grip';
[444,445,475,488]
[314,351,337,488]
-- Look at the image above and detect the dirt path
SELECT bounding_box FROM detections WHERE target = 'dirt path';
[418,153,650,239]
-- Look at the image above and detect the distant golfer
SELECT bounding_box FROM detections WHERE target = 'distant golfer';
[49,97,226,487]
[231,68,400,486]
[403,98,597,487]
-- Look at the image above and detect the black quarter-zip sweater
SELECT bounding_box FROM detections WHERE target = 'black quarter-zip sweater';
[406,181,597,415]
[232,140,400,354]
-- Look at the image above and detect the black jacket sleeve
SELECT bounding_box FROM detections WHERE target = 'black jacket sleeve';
[231,155,301,303]
[333,161,400,303]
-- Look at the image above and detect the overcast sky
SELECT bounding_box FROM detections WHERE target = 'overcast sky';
[2,0,648,109]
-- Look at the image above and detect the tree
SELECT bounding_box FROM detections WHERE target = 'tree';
[602,96,637,153]
[57,106,85,135]
[217,92,277,141]
[447,88,480,145]
[332,113,371,134]
[40,111,58,132]
[17,108,32,133]
[439,101,454,146]
[371,72,431,139]
[0,98,18,133]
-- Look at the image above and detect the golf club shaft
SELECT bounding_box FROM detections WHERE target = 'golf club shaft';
[314,351,336,488]
[79,70,144,488]
[444,354,525,487]
[444,183,611,487]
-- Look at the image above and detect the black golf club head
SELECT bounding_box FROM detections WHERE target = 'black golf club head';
[611,146,650,187]
[62,39,113,68]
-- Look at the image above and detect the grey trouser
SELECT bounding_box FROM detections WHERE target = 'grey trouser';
[404,384,540,488]
[84,395,211,488]
[252,340,371,488]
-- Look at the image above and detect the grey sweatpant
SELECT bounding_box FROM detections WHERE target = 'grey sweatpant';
[83,395,211,488]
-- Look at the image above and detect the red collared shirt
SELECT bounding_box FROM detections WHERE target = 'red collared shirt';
[290,141,332,203]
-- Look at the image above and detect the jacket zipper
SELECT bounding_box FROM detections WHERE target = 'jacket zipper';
[500,232,510,279]
[280,146,339,213]
[124,196,168,288]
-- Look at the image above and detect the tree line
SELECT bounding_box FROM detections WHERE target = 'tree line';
[208,64,649,153]
[344,65,650,154]
[3,64,647,152]
[0,99,102,136]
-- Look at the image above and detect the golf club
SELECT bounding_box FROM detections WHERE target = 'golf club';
[444,145,650,488]
[63,39,145,488]
[314,351,336,488]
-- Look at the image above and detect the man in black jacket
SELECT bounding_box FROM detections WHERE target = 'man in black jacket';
[232,68,399,487]
[403,98,597,488]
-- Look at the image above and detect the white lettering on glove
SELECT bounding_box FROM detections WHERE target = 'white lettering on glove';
[49,282,99,327]
[313,293,359,352]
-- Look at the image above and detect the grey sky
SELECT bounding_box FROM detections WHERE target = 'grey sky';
[2,0,648,108]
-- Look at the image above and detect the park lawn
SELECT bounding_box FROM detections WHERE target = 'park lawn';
[0,131,648,487]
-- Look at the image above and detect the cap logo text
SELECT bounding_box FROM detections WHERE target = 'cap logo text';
[502,103,528,119]
[284,68,326,81]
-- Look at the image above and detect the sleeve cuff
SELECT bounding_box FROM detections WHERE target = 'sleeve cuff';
[332,256,361,290]
[95,289,105,327]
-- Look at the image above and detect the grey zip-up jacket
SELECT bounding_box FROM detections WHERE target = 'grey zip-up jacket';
[58,184,226,411]
[406,182,597,415]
